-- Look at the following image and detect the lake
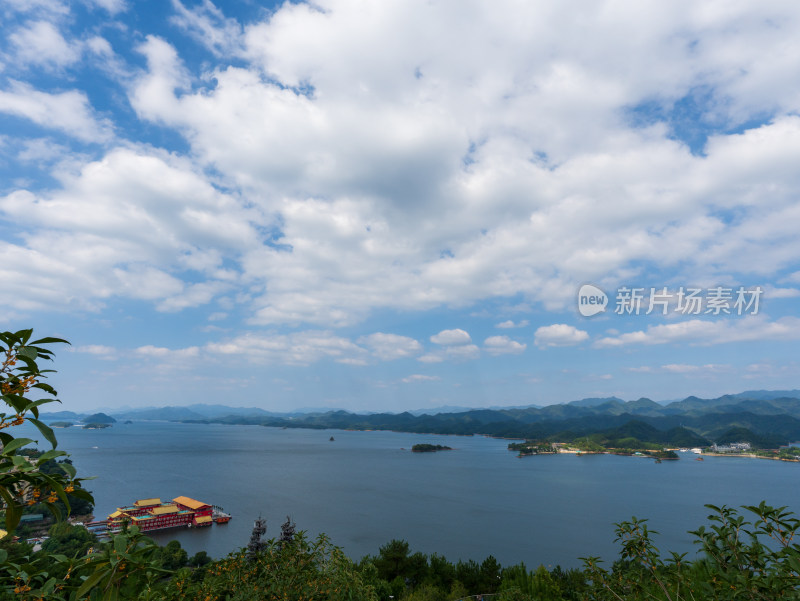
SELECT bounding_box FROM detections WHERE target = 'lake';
[24,421,800,569]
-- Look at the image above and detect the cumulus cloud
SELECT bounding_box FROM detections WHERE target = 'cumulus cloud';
[534,324,589,348]
[206,330,368,366]
[170,0,244,56]
[135,345,200,359]
[483,335,526,355]
[357,333,422,361]
[114,1,800,328]
[3,0,800,340]
[417,354,444,364]
[0,81,112,142]
[401,374,440,383]
[444,344,480,360]
[496,320,529,329]
[0,146,259,312]
[595,316,800,347]
[85,0,127,14]
[73,344,117,360]
[430,329,472,346]
[8,20,80,69]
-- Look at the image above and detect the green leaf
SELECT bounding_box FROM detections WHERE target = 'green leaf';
[31,383,58,396]
[77,566,109,597]
[36,449,66,463]
[41,577,57,595]
[28,417,58,448]
[45,500,63,522]
[30,337,70,346]
[14,329,33,344]
[114,534,127,554]
[2,393,27,414]
[0,549,7,561]
[1,437,34,453]
[14,354,38,372]
[0,486,21,532]
[18,346,38,360]
[60,461,77,478]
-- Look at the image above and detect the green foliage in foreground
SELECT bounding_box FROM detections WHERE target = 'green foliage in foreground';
[162,532,378,601]
[4,502,800,600]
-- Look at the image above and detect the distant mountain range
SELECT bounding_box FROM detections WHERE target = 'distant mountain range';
[41,390,800,448]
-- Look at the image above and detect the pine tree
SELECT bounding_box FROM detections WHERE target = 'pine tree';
[246,515,267,560]
[278,515,296,550]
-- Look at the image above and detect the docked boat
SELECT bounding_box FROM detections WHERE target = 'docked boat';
[212,505,231,524]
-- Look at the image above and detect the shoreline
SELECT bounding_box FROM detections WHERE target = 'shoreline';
[698,452,800,462]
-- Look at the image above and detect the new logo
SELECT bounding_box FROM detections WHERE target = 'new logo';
[577,284,608,317]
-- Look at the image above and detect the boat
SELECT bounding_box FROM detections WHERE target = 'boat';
[107,496,229,533]
[695,457,704,461]
[212,505,231,524]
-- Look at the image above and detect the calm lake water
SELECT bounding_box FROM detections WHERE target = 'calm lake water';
[24,421,800,568]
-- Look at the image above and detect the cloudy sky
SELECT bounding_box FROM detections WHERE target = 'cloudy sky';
[2,0,800,413]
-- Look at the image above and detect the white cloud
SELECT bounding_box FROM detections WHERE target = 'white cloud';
[534,324,589,348]
[206,330,368,366]
[417,354,444,364]
[496,319,529,329]
[73,344,117,360]
[445,344,480,360]
[170,0,244,56]
[483,335,526,355]
[85,0,126,14]
[135,345,200,359]
[595,316,800,347]
[661,364,699,373]
[661,363,729,374]
[2,0,800,342]
[402,374,440,383]
[0,80,112,142]
[0,147,258,312]
[763,286,800,299]
[430,329,472,346]
[9,20,80,69]
[357,333,422,361]
[2,0,69,15]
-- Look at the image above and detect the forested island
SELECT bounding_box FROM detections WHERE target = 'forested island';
[411,443,452,452]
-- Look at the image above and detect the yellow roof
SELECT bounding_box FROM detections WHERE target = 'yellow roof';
[134,498,161,507]
[151,505,179,515]
[108,511,122,518]
[195,515,212,523]
[173,496,208,510]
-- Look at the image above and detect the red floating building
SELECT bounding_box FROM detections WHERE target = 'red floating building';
[107,496,217,533]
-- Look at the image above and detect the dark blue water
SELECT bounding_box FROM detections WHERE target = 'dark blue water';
[23,422,800,568]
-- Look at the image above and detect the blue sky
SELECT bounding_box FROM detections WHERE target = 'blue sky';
[2,0,800,413]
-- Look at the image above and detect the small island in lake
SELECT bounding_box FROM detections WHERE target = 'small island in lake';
[83,423,112,429]
[412,443,452,452]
